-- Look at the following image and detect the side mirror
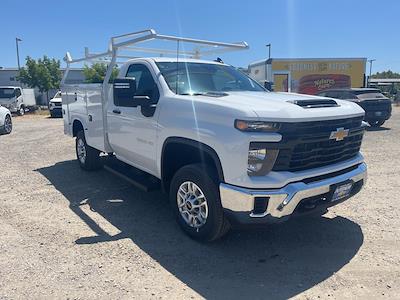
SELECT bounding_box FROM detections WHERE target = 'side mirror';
[113,77,137,107]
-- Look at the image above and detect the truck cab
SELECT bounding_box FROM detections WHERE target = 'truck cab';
[61,29,367,241]
[0,86,25,116]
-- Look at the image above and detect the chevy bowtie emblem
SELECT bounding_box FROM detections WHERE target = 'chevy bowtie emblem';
[330,127,349,141]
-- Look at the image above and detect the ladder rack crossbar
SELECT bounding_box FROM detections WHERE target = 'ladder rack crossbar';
[64,28,249,64]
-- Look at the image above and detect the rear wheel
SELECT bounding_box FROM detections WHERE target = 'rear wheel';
[76,131,102,171]
[2,114,12,134]
[169,164,230,242]
[369,120,385,127]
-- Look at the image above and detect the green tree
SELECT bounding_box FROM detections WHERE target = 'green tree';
[83,63,119,83]
[17,56,62,102]
[371,70,400,79]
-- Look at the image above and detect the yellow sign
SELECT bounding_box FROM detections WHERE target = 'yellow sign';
[271,59,366,94]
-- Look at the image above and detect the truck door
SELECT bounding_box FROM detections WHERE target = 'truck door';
[15,88,23,110]
[107,63,159,176]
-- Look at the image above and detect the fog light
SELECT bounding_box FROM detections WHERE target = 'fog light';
[248,149,267,173]
[247,143,279,176]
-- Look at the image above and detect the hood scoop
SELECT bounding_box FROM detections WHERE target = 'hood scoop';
[288,99,339,109]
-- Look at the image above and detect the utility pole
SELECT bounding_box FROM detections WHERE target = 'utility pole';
[368,59,376,87]
[16,37,22,70]
[266,44,271,59]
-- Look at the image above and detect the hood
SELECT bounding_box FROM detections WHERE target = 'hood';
[0,105,10,115]
[199,91,365,122]
[50,97,62,103]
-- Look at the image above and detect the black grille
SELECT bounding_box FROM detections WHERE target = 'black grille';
[272,116,364,172]
[278,116,363,134]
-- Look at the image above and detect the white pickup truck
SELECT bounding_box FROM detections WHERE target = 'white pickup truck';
[61,30,367,241]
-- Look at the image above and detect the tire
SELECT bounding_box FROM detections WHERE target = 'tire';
[75,131,102,171]
[1,114,12,135]
[17,106,25,116]
[369,120,385,127]
[50,111,55,118]
[169,164,230,242]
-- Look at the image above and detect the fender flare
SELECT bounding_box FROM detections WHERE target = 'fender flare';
[161,137,225,184]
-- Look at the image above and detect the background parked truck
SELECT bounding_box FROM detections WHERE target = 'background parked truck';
[0,86,36,115]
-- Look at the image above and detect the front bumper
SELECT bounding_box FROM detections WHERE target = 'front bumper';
[220,163,367,225]
[49,107,62,115]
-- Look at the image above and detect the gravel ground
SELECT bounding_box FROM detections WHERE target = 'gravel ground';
[0,109,399,299]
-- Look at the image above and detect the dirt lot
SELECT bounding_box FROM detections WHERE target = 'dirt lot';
[0,109,399,299]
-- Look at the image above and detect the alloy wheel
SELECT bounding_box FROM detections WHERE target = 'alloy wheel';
[77,138,87,164]
[177,181,209,228]
[4,115,12,133]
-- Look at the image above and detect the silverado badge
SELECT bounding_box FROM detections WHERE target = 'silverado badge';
[330,127,349,141]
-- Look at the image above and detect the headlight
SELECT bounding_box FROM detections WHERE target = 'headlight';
[235,120,280,132]
[247,143,279,176]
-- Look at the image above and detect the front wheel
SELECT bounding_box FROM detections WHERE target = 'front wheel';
[169,164,230,242]
[369,120,385,127]
[76,131,102,171]
[18,106,25,116]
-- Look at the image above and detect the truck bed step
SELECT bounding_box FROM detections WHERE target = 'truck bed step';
[103,157,161,192]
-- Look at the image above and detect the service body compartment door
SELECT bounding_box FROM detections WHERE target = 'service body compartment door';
[61,85,77,136]
[84,84,106,151]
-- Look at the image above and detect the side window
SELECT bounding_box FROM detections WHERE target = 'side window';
[347,92,358,100]
[125,64,159,104]
[15,88,22,97]
[328,92,339,99]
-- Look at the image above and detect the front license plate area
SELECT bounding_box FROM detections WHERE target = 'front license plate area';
[331,181,353,202]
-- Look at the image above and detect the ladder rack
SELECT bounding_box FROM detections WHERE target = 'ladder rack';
[64,28,248,64]
[62,29,249,85]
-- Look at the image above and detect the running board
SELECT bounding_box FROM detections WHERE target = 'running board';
[103,157,161,192]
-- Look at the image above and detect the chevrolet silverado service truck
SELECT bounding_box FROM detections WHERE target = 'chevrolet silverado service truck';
[61,29,367,241]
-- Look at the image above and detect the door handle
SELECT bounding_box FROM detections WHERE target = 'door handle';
[112,109,121,114]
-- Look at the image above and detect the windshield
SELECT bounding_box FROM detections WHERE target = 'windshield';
[0,88,15,99]
[156,62,265,95]
[354,90,387,99]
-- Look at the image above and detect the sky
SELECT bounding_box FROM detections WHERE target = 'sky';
[0,0,399,73]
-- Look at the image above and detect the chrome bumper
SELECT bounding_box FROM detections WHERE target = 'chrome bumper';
[220,163,367,221]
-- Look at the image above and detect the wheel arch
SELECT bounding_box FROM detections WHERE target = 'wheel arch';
[161,137,224,192]
[72,119,84,137]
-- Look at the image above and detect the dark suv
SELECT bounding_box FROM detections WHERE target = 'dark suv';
[317,88,392,127]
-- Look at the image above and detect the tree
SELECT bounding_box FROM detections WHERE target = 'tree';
[83,63,119,83]
[17,56,62,102]
[371,70,400,79]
